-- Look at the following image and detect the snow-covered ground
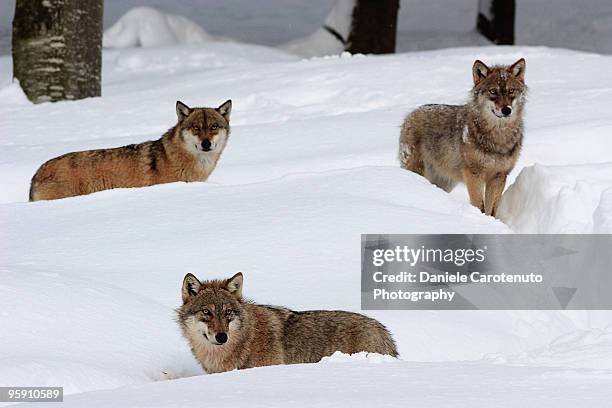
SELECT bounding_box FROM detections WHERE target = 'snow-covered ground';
[2,42,612,405]
[15,356,612,408]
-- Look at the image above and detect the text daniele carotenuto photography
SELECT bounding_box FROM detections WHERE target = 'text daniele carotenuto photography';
[362,235,612,310]
[2,0,612,407]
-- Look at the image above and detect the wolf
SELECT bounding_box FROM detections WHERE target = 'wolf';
[176,272,398,374]
[29,100,232,201]
[399,58,527,217]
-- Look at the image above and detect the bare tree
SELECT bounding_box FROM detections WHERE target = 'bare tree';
[12,0,103,103]
[346,0,399,54]
[477,0,515,45]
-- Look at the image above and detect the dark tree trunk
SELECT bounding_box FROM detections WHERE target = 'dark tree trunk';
[477,0,515,45]
[12,0,103,103]
[346,0,399,54]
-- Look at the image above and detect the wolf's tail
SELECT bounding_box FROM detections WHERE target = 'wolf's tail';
[398,141,412,170]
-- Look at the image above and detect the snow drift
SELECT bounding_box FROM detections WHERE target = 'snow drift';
[280,0,354,57]
[499,163,612,233]
[103,7,217,48]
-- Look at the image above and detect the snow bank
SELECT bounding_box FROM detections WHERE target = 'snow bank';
[498,164,612,233]
[280,0,354,57]
[103,7,217,48]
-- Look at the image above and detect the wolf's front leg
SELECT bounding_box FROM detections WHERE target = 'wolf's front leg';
[484,173,507,217]
[463,167,485,213]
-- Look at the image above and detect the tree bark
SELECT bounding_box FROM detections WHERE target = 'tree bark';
[12,0,103,103]
[476,0,515,45]
[346,0,399,54]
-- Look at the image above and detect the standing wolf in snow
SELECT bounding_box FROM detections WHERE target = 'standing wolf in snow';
[399,58,527,217]
[177,272,398,373]
[29,100,232,201]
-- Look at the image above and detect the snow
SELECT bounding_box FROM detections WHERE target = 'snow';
[280,0,354,57]
[498,164,612,233]
[101,2,355,57]
[4,1,612,56]
[103,7,217,48]
[97,0,612,57]
[14,360,612,408]
[491,328,612,370]
[2,41,612,405]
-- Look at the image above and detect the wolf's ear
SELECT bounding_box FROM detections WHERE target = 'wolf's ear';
[472,60,490,85]
[509,58,526,81]
[182,273,201,303]
[226,272,243,299]
[176,101,192,122]
[217,100,232,121]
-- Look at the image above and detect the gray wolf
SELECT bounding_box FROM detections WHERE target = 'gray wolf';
[399,58,527,216]
[177,272,398,373]
[29,100,232,201]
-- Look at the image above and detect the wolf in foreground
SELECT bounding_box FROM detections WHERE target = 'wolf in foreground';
[177,272,398,373]
[29,100,232,201]
[399,58,527,217]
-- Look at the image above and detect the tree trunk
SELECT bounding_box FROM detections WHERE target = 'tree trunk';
[12,0,103,103]
[476,0,515,45]
[346,0,399,54]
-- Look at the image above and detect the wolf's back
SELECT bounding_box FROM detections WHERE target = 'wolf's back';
[279,309,398,363]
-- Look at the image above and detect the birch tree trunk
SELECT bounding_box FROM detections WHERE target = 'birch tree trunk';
[12,0,103,103]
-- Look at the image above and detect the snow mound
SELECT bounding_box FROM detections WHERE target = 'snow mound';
[103,7,216,48]
[498,163,612,233]
[319,351,399,364]
[280,0,354,57]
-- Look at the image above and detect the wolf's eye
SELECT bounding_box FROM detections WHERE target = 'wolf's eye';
[202,309,211,315]
[192,125,199,131]
[488,89,497,96]
[211,124,218,130]
[508,88,515,95]
[225,310,233,317]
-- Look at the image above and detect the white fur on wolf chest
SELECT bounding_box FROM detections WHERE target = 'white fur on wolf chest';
[181,128,228,177]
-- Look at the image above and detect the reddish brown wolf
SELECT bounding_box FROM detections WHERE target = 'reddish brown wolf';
[399,58,527,216]
[29,100,232,201]
[177,272,398,373]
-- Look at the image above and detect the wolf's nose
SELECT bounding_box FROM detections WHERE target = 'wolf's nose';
[201,140,212,151]
[215,333,228,344]
[501,106,512,116]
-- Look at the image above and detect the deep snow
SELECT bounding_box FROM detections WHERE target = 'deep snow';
[15,357,612,408]
[1,42,612,406]
[499,163,612,233]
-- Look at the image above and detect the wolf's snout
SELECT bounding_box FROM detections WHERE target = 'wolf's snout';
[201,140,212,151]
[215,332,228,344]
[501,106,512,117]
